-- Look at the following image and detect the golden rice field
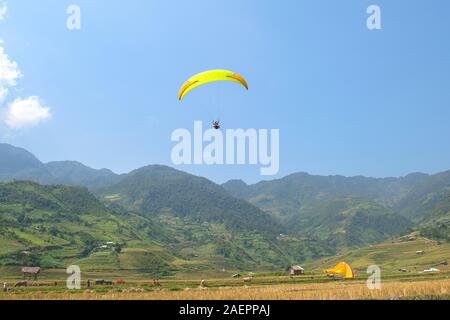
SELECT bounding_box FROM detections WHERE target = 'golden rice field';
[2,278,449,300]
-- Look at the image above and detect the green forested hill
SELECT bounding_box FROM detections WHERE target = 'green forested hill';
[407,188,450,242]
[287,196,412,248]
[97,165,334,270]
[0,143,448,274]
[222,172,429,209]
[0,181,332,273]
[223,171,450,245]
[99,165,284,236]
[0,181,174,272]
[395,171,450,220]
[222,174,415,247]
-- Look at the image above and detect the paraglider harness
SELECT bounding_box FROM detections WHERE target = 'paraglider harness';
[212,120,221,130]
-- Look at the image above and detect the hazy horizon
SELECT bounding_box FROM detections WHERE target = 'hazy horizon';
[2,141,446,185]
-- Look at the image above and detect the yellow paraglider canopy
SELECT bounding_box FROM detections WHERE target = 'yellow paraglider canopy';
[178,69,248,101]
[324,262,355,279]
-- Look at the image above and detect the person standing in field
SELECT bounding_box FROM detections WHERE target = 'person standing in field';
[3,282,7,292]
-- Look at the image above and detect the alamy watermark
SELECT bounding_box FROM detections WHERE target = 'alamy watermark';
[66,4,81,30]
[171,121,280,176]
[367,265,382,290]
[66,265,81,290]
[367,5,382,30]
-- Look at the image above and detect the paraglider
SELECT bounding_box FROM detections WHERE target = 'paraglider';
[212,120,221,130]
[178,70,248,101]
[178,69,249,129]
[324,262,355,279]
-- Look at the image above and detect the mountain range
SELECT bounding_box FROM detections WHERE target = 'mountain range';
[0,143,120,189]
[222,172,450,243]
[0,143,448,274]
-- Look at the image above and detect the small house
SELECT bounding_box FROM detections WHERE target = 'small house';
[21,267,41,280]
[287,265,305,275]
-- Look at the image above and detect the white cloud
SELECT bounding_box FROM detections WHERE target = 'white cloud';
[0,85,7,103]
[0,5,52,131]
[0,43,21,108]
[0,2,6,21]
[0,45,22,87]
[3,96,51,129]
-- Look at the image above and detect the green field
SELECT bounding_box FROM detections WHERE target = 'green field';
[1,236,448,283]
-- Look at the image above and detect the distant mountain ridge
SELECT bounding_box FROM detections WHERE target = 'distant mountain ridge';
[0,143,53,183]
[222,171,450,242]
[46,161,122,189]
[1,142,448,271]
[0,143,120,189]
[222,172,431,208]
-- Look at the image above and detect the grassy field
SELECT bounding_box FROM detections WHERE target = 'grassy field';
[308,237,450,271]
[0,275,449,300]
[0,237,448,300]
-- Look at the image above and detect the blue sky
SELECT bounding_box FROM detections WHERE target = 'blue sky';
[0,0,449,183]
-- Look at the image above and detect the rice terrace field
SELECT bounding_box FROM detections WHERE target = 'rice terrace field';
[1,238,449,300]
[0,272,449,300]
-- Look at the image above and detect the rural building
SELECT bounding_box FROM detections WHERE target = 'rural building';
[22,267,41,280]
[287,265,304,275]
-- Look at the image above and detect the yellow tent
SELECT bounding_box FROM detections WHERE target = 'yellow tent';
[324,262,355,279]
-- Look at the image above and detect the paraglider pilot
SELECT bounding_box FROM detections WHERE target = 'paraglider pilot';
[212,120,221,130]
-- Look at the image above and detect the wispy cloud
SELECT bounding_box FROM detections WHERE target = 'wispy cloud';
[0,86,7,104]
[0,3,52,131]
[2,96,51,129]
[0,2,7,22]
[0,45,22,88]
